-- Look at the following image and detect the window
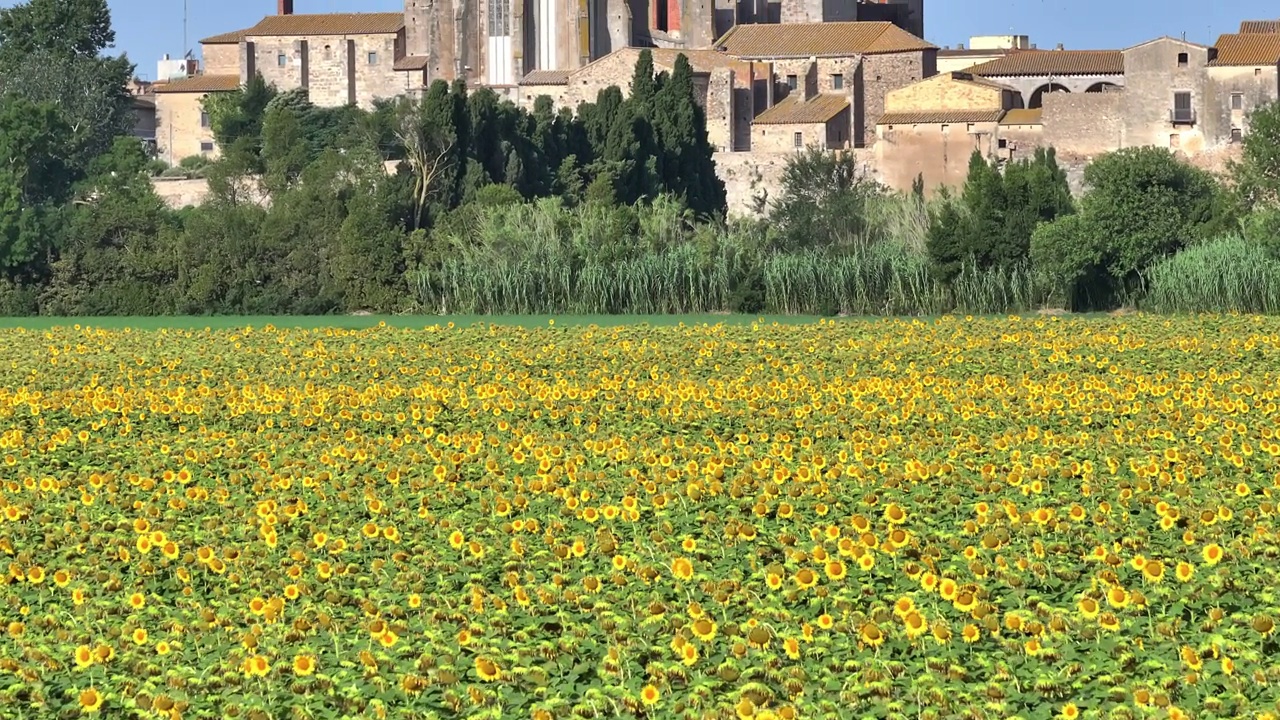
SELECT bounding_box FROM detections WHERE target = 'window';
[1177,52,1188,67]
[368,51,378,65]
[940,124,949,133]
[831,73,844,90]
[1169,132,1180,149]
[488,0,510,36]
[200,111,209,128]
[1231,127,1243,143]
[966,123,975,133]
[655,0,668,32]
[277,53,287,67]
[786,74,797,91]
[1231,93,1244,110]
[793,131,803,148]
[998,138,1008,149]
[1172,91,1193,123]
[200,141,215,153]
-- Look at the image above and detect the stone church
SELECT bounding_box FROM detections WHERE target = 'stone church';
[402,0,923,87]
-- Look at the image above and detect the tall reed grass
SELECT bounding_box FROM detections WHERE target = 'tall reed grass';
[409,195,1043,316]
[1146,236,1280,314]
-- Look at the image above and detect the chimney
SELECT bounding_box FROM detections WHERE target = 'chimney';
[1055,43,1064,50]
[278,0,293,14]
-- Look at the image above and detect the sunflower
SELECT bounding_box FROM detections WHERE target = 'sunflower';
[1098,613,1121,632]
[783,636,801,659]
[817,613,835,630]
[794,568,817,590]
[1202,543,1224,566]
[1175,561,1194,582]
[884,503,907,524]
[128,593,145,610]
[448,530,465,550]
[1106,586,1129,609]
[931,621,952,644]
[961,624,981,644]
[691,617,717,642]
[640,684,660,706]
[78,687,104,713]
[73,645,94,669]
[293,654,316,676]
[1142,560,1165,584]
[475,656,500,682]
[1077,597,1100,620]
[155,641,171,656]
[859,622,885,648]
[131,628,148,645]
[671,557,694,581]
[903,611,928,639]
[939,578,959,602]
[1060,703,1080,720]
[893,596,916,618]
[1180,646,1202,671]
[680,643,698,666]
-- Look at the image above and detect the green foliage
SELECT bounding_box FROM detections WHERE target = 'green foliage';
[0,0,114,62]
[204,73,275,152]
[927,148,1072,283]
[0,98,72,270]
[1146,235,1280,314]
[1233,100,1280,207]
[771,146,886,252]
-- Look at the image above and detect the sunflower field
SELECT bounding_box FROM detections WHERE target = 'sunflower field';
[2,316,1280,720]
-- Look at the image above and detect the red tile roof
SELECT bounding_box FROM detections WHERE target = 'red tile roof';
[714,21,935,58]
[245,12,404,37]
[967,49,1124,76]
[1209,33,1280,66]
[754,94,850,125]
[877,109,1005,125]
[1239,20,1280,34]
[153,74,241,93]
[201,28,250,44]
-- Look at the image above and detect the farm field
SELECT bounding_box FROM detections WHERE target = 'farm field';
[1,316,1279,720]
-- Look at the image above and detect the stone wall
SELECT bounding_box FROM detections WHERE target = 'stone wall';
[202,43,240,75]
[1120,38,1211,153]
[1041,92,1124,159]
[884,72,1006,113]
[859,50,934,147]
[753,121,826,152]
[154,93,218,165]
[705,69,734,152]
[874,121,998,194]
[249,33,403,109]
[1206,65,1280,145]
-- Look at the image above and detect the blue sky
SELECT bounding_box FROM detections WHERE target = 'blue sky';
[5,0,1275,79]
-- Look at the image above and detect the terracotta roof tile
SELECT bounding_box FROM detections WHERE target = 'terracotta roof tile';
[1209,33,1280,66]
[1240,20,1280,33]
[520,69,572,85]
[754,94,850,125]
[999,108,1043,125]
[153,74,241,93]
[393,55,430,71]
[201,28,250,44]
[714,21,934,58]
[967,49,1124,76]
[245,12,404,37]
[877,109,1005,125]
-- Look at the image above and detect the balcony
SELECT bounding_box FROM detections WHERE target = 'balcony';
[1170,108,1196,124]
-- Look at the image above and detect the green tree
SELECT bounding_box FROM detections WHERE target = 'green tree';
[204,73,275,152]
[0,98,73,271]
[1233,100,1280,207]
[260,105,311,194]
[0,0,133,174]
[771,145,885,251]
[0,0,114,62]
[42,138,180,314]
[1031,146,1222,308]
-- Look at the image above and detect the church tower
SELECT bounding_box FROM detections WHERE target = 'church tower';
[406,0,624,88]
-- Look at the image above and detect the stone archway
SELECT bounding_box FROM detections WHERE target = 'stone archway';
[1028,83,1070,109]
[1086,81,1120,93]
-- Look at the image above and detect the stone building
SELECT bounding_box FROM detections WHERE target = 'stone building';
[874,71,1015,191]
[965,48,1125,107]
[869,26,1280,196]
[517,47,755,150]
[935,35,1030,74]
[711,20,937,147]
[153,75,242,164]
